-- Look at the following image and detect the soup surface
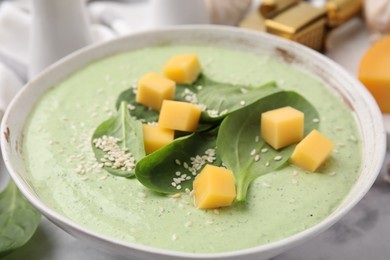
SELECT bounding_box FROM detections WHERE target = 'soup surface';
[23,45,361,253]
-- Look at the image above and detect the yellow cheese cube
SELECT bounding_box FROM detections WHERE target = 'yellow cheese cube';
[142,124,174,155]
[136,72,176,111]
[163,54,201,84]
[261,106,304,150]
[358,36,390,113]
[158,100,202,132]
[193,164,236,209]
[289,130,335,172]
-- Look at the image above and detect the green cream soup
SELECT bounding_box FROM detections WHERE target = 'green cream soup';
[23,45,361,253]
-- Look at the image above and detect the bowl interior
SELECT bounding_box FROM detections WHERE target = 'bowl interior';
[1,26,386,259]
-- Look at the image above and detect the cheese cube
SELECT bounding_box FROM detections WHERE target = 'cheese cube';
[193,164,236,209]
[136,72,176,111]
[163,54,201,84]
[289,130,335,172]
[142,124,174,155]
[261,106,304,150]
[358,36,390,113]
[158,100,201,132]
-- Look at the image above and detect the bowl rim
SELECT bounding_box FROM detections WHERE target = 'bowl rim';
[1,25,386,259]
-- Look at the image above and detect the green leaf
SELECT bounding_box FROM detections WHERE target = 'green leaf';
[217,91,319,201]
[135,129,222,194]
[91,101,145,177]
[115,79,199,124]
[0,180,41,257]
[196,76,280,122]
[115,74,280,125]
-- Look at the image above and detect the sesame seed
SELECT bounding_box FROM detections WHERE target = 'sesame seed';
[175,171,181,176]
[261,182,271,187]
[171,234,178,241]
[328,172,336,176]
[176,185,182,190]
[254,154,260,162]
[159,207,165,214]
[175,159,181,165]
[265,162,270,167]
[98,175,108,180]
[255,136,259,143]
[185,221,193,228]
[183,162,189,169]
[240,100,246,105]
[250,149,256,156]
[261,148,268,153]
[312,118,320,123]
[170,193,181,199]
[292,170,298,176]
[274,155,283,161]
[171,182,177,187]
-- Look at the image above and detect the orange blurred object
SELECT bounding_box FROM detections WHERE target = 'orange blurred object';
[358,35,390,113]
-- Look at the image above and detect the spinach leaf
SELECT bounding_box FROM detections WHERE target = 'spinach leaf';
[0,180,41,257]
[196,76,280,123]
[92,101,145,177]
[217,91,319,201]
[115,74,280,125]
[135,129,221,194]
[115,80,199,124]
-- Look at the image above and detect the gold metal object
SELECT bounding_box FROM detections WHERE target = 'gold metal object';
[239,10,266,32]
[326,0,363,27]
[265,2,327,51]
[259,0,299,18]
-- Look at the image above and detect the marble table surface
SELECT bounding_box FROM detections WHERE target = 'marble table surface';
[2,18,390,260]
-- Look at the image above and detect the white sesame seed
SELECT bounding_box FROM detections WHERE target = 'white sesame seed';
[171,182,177,187]
[98,175,108,180]
[255,136,259,143]
[261,182,271,187]
[240,100,246,105]
[185,188,191,194]
[171,234,178,241]
[185,221,193,228]
[254,154,260,162]
[274,155,283,161]
[328,172,336,176]
[250,149,256,156]
[175,171,181,176]
[312,118,320,123]
[159,207,165,214]
[170,193,181,199]
[265,162,270,167]
[176,185,182,190]
[183,162,189,169]
[261,148,268,153]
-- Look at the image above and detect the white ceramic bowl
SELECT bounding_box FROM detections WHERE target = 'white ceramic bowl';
[1,26,386,260]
